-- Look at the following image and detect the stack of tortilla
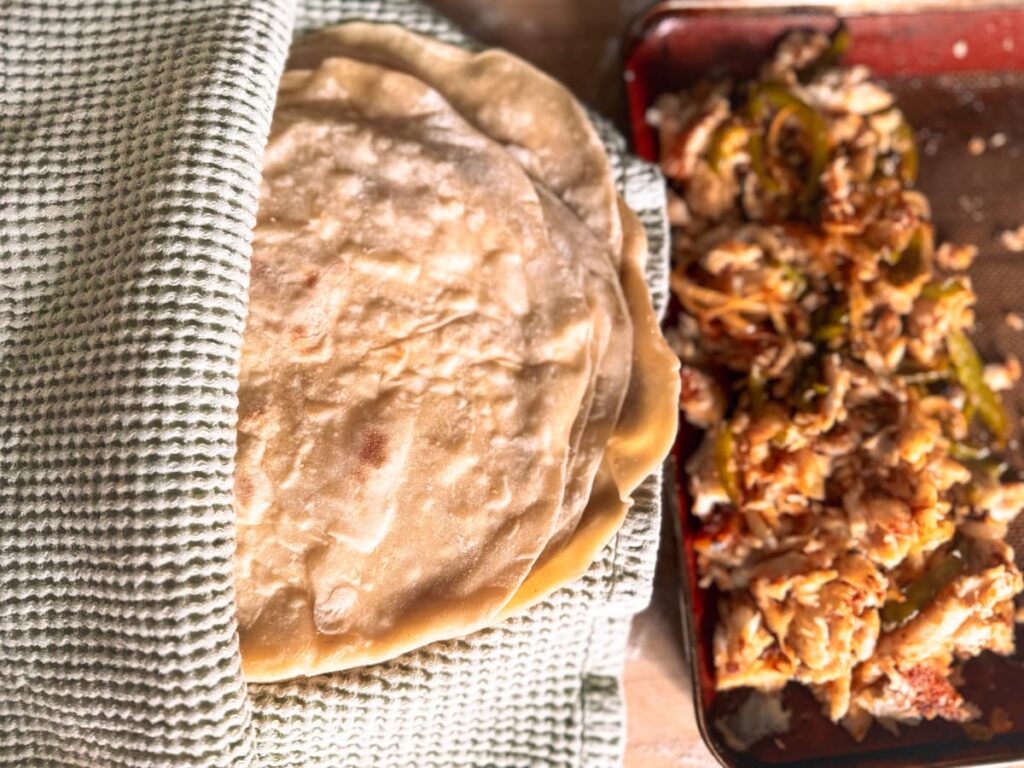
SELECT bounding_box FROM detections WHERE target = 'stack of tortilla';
[232,23,680,683]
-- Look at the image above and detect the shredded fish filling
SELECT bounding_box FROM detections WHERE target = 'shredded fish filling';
[655,27,1024,740]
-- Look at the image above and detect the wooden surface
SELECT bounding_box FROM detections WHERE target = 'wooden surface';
[424,0,649,127]
[623,512,717,767]
[422,2,716,764]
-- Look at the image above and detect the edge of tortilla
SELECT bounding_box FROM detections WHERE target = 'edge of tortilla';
[495,200,680,621]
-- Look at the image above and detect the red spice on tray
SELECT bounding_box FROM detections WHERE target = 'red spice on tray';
[626,5,1024,767]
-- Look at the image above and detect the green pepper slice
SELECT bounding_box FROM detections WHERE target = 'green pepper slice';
[949,441,989,462]
[947,331,1010,445]
[707,122,750,174]
[898,368,949,385]
[822,23,852,68]
[814,323,844,342]
[812,304,848,342]
[889,226,933,285]
[713,424,740,505]
[963,457,1009,483]
[747,371,766,415]
[780,264,808,298]
[797,23,851,83]
[747,131,780,193]
[747,84,829,206]
[951,442,1006,481]
[921,278,965,301]
[893,117,919,186]
[880,544,966,627]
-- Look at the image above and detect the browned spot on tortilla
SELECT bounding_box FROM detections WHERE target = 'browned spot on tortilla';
[359,428,388,468]
[235,475,254,508]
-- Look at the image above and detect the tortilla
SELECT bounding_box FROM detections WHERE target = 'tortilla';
[287,22,623,263]
[236,55,616,681]
[499,201,681,618]
[604,199,682,498]
[233,27,678,683]
[533,183,632,561]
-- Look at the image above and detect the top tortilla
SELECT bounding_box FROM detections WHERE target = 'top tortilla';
[287,22,623,263]
[233,26,678,683]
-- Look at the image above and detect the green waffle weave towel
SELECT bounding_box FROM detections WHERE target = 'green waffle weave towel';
[1,2,669,766]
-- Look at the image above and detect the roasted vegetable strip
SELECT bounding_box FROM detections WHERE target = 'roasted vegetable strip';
[880,544,966,627]
[947,331,1010,445]
[747,83,830,206]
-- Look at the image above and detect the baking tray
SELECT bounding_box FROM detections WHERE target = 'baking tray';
[625,4,1024,767]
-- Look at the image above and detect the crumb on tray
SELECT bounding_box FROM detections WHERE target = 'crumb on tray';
[1000,226,1024,252]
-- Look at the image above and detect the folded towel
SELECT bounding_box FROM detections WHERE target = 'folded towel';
[0,2,668,765]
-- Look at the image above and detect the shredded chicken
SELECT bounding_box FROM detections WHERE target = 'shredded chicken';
[653,26,1024,742]
[679,365,725,429]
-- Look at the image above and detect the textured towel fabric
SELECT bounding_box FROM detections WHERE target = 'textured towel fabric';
[0,2,669,767]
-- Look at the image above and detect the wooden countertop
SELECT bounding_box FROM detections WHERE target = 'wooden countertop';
[624,513,716,767]
[424,2,717,764]
[425,0,648,127]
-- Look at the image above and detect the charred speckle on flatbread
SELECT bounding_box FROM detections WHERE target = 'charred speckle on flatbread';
[359,428,388,469]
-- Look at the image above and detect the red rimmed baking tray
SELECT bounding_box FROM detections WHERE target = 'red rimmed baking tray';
[625,4,1024,767]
